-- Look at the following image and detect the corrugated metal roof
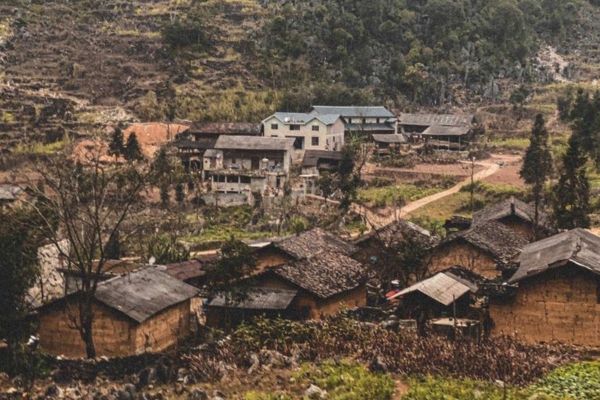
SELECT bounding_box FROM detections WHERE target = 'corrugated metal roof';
[390,272,471,306]
[188,122,261,135]
[509,229,600,283]
[422,124,471,136]
[400,114,475,127]
[346,123,396,132]
[94,266,199,323]
[312,106,395,118]
[372,134,406,143]
[208,288,298,310]
[215,135,295,151]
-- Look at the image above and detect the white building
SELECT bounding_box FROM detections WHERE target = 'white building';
[310,106,397,136]
[261,112,345,158]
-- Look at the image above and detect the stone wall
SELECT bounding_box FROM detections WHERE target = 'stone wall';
[490,265,600,346]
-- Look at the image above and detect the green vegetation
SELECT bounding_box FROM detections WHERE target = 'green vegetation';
[404,376,521,400]
[358,183,443,208]
[527,361,600,399]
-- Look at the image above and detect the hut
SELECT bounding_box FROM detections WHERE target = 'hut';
[490,229,600,346]
[37,266,199,358]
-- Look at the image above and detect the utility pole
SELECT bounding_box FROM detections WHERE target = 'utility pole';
[470,156,476,212]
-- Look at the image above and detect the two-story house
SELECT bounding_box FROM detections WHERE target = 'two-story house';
[203,135,295,194]
[310,106,397,137]
[261,113,345,158]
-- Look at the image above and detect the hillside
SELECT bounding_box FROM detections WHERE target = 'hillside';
[0,0,600,149]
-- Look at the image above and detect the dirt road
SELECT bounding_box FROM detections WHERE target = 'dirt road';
[353,154,521,229]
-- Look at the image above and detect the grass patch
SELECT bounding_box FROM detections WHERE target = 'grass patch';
[358,183,444,208]
[526,361,600,399]
[13,135,71,155]
[488,137,530,150]
[404,376,521,400]
[182,226,272,246]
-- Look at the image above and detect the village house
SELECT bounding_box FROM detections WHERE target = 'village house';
[389,266,483,320]
[36,266,199,358]
[371,134,408,156]
[173,123,261,170]
[421,125,472,151]
[471,196,554,240]
[490,229,600,346]
[299,150,343,194]
[262,112,345,157]
[429,220,529,279]
[203,135,294,194]
[353,219,438,269]
[310,106,397,136]
[205,250,367,326]
[398,113,476,145]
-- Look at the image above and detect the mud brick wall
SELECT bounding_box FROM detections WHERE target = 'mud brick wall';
[490,265,600,346]
[430,242,498,279]
[134,301,191,355]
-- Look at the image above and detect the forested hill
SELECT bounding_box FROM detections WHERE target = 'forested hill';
[0,0,600,144]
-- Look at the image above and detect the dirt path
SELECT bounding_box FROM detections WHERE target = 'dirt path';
[352,154,520,229]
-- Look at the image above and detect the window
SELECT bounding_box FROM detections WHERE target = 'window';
[289,124,300,131]
[271,123,278,130]
[333,136,336,142]
[312,125,320,131]
[311,137,319,146]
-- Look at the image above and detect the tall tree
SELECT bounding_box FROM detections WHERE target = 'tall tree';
[520,114,553,238]
[553,134,591,230]
[27,148,149,358]
[0,208,44,370]
[108,127,125,161]
[124,132,144,162]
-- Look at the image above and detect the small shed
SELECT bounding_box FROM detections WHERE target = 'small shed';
[422,125,472,150]
[37,266,199,358]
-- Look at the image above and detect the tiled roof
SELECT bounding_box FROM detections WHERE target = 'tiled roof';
[472,196,552,230]
[172,138,217,150]
[188,122,261,136]
[312,106,395,118]
[371,134,406,143]
[441,221,528,265]
[214,135,295,151]
[273,228,357,259]
[399,113,475,127]
[208,288,298,310]
[165,254,219,281]
[422,124,471,136]
[301,150,343,167]
[509,229,600,283]
[94,266,199,323]
[272,252,365,299]
[354,219,438,247]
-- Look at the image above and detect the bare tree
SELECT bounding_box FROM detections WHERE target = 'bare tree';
[26,144,149,358]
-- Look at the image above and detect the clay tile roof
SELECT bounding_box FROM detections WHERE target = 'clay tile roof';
[472,196,552,230]
[165,254,220,281]
[354,219,438,247]
[442,220,529,265]
[372,134,406,143]
[273,228,357,259]
[399,113,475,127]
[94,266,199,323]
[422,124,471,136]
[188,122,262,136]
[214,135,295,151]
[509,229,600,283]
[301,150,343,168]
[272,252,365,299]
[208,288,298,310]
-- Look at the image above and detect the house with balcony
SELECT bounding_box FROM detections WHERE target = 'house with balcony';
[203,136,295,194]
[262,112,344,158]
[310,106,397,137]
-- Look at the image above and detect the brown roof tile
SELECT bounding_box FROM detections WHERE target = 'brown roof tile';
[273,228,357,259]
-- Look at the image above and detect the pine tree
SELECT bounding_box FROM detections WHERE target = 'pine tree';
[124,132,143,162]
[108,127,125,159]
[105,231,121,260]
[520,114,553,238]
[553,134,591,230]
[175,183,185,204]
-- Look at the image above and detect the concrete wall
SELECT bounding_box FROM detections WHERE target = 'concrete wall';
[263,117,344,153]
[430,241,498,279]
[490,265,600,346]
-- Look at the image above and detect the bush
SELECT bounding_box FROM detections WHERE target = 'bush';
[526,361,600,399]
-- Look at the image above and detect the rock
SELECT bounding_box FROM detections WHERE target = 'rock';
[65,387,82,398]
[123,383,136,396]
[138,368,158,387]
[174,383,185,395]
[213,390,226,399]
[117,390,132,400]
[304,384,327,399]
[177,368,189,382]
[45,383,64,398]
[247,353,260,375]
[370,356,388,374]
[188,389,209,400]
[260,350,292,368]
